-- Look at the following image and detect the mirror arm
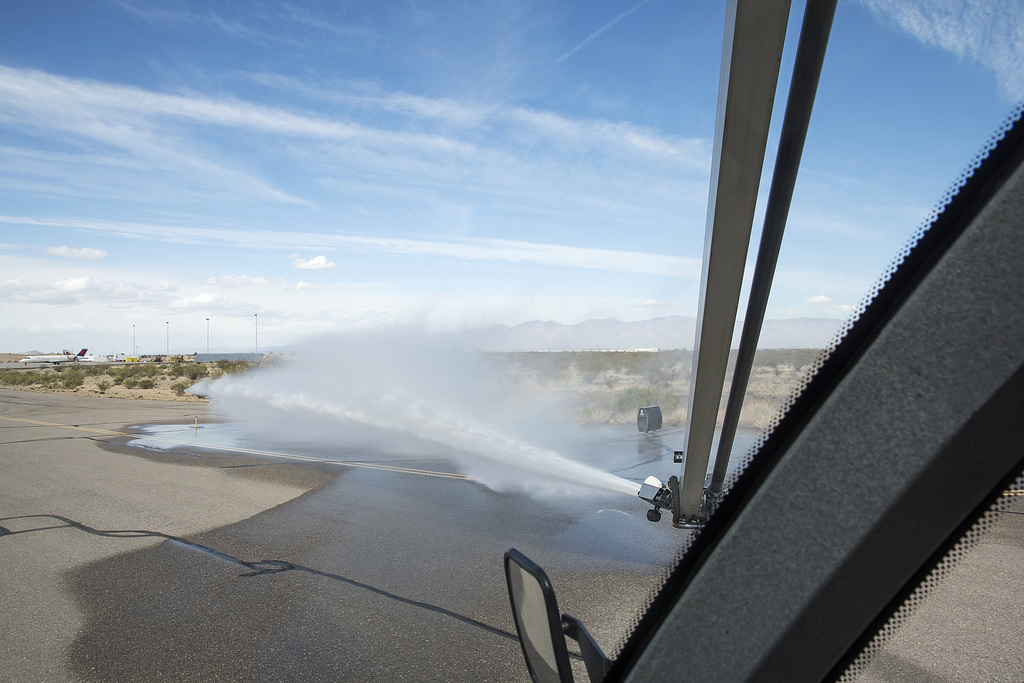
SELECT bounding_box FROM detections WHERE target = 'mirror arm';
[562,614,611,683]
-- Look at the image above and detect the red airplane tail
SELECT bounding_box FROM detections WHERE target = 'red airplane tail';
[77,348,87,357]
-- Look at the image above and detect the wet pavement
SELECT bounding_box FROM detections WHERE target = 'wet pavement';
[1,389,760,681]
[4,389,1022,681]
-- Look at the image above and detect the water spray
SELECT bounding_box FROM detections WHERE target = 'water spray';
[198,332,645,499]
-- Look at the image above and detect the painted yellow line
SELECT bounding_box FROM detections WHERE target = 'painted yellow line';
[0,415,468,481]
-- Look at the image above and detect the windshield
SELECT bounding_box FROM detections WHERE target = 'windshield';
[1,2,1020,681]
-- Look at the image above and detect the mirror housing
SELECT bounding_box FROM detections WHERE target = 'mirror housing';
[504,548,610,683]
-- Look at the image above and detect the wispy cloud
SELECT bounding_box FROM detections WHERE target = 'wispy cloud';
[294,255,337,270]
[0,68,317,206]
[115,1,270,42]
[0,59,708,347]
[0,66,463,151]
[0,214,701,278]
[0,65,708,230]
[856,0,1024,100]
[115,0,375,47]
[246,71,706,164]
[46,246,107,260]
[556,0,653,64]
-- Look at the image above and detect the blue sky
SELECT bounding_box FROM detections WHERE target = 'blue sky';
[1,0,1020,355]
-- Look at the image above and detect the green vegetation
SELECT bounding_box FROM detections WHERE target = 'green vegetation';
[500,348,818,428]
[61,369,84,390]
[0,359,244,402]
[217,359,254,375]
[183,364,209,380]
[0,369,47,386]
[614,386,681,414]
[749,348,822,374]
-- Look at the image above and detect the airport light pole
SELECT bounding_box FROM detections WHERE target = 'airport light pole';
[132,324,136,358]
[206,318,210,353]
[166,321,169,356]
[254,313,258,355]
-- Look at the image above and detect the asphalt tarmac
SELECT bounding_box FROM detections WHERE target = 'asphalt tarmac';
[4,389,1021,682]
[0,389,685,681]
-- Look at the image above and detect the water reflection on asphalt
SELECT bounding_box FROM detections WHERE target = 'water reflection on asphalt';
[129,420,761,566]
[131,421,760,488]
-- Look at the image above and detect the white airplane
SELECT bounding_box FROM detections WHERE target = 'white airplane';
[18,348,88,364]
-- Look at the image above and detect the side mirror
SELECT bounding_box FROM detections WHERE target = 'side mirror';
[504,548,610,683]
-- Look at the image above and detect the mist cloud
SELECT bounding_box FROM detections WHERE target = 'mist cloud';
[201,328,641,498]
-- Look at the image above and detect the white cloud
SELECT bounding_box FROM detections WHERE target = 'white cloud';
[294,255,337,270]
[206,274,271,287]
[296,281,325,290]
[0,275,148,306]
[46,245,107,260]
[805,294,854,317]
[167,292,247,312]
[52,277,92,292]
[856,0,1024,100]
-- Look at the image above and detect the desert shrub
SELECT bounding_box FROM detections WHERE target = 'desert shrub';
[0,369,46,386]
[217,360,253,375]
[740,396,782,431]
[170,381,188,397]
[97,380,110,394]
[574,353,610,384]
[123,377,138,389]
[614,386,680,415]
[83,365,106,376]
[137,379,155,389]
[752,348,823,374]
[61,369,84,389]
[183,364,209,380]
[168,364,186,378]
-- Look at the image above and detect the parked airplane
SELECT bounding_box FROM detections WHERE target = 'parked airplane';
[18,349,88,364]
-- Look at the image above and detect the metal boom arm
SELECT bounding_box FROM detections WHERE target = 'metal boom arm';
[677,0,792,522]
